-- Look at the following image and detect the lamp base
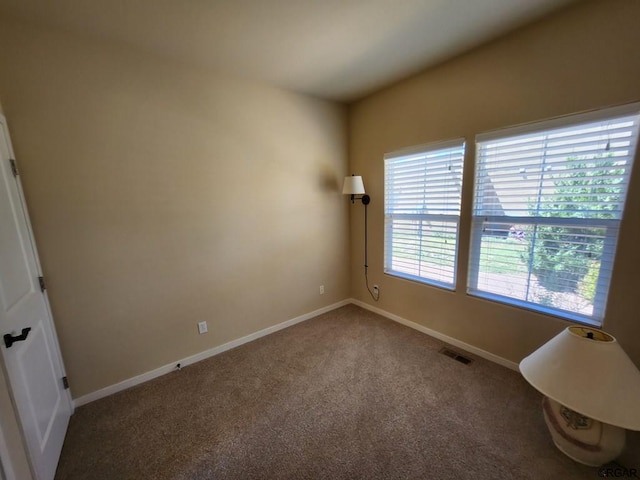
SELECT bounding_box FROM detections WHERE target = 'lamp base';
[542,397,625,466]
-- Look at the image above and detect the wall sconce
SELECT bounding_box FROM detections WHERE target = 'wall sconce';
[342,174,370,205]
[520,326,640,466]
[343,174,378,301]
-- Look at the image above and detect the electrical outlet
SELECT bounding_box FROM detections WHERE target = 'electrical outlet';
[319,285,325,295]
[373,285,379,294]
[197,321,208,334]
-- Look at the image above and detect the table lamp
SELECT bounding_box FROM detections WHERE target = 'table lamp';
[520,326,640,466]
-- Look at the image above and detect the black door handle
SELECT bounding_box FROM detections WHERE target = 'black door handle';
[4,328,31,349]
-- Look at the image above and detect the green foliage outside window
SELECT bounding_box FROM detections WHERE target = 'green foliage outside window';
[525,157,623,294]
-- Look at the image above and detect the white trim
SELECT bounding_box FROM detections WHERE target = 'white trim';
[73,300,351,407]
[476,101,640,142]
[467,289,601,328]
[73,297,521,408]
[349,299,519,371]
[384,137,466,159]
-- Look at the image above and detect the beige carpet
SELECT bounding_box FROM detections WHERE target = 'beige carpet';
[55,305,615,479]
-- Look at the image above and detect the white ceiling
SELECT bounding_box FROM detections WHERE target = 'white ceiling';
[0,0,578,102]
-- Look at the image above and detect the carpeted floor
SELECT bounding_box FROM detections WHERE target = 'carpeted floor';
[55,305,605,479]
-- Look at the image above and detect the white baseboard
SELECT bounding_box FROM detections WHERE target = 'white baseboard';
[349,298,520,371]
[73,299,351,407]
[74,298,519,407]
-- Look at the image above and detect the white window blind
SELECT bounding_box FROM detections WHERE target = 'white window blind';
[384,139,465,289]
[468,104,640,325]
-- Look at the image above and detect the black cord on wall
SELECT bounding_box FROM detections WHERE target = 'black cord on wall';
[363,199,379,302]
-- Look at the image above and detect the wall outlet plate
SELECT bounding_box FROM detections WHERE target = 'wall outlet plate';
[197,321,208,334]
[319,285,325,295]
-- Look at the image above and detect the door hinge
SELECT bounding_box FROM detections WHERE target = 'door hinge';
[62,376,69,389]
[38,276,46,292]
[9,159,18,177]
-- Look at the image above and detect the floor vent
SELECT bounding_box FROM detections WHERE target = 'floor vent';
[439,347,472,365]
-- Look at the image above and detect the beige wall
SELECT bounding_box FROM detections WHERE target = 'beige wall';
[348,0,640,367]
[2,0,639,472]
[0,19,350,398]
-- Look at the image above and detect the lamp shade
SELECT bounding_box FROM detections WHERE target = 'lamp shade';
[342,175,365,195]
[520,326,640,430]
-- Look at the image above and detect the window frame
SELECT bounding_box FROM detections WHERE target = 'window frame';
[467,103,640,327]
[383,138,466,290]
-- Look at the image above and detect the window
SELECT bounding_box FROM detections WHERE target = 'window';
[468,104,640,326]
[384,139,465,289]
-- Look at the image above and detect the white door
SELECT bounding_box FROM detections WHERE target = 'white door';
[0,115,72,480]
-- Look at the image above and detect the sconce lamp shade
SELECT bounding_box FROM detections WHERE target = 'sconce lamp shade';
[342,175,366,195]
[520,326,640,430]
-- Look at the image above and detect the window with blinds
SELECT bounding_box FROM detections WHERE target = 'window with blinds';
[468,104,640,326]
[384,139,465,289]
